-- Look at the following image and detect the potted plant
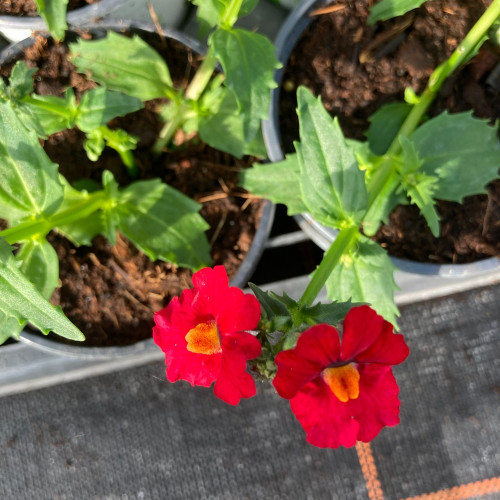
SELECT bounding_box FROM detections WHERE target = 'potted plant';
[241,0,500,324]
[0,0,278,355]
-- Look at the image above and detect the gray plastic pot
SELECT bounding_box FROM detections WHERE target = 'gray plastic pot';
[0,22,274,358]
[262,0,500,302]
[0,0,190,42]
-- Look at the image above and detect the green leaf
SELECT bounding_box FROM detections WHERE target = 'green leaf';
[34,0,68,40]
[248,282,289,319]
[55,176,105,246]
[368,0,428,24]
[0,101,64,223]
[76,88,143,133]
[239,154,308,215]
[115,178,211,270]
[198,87,266,157]
[365,102,412,155]
[411,112,500,202]
[0,311,24,344]
[325,236,399,326]
[16,238,59,300]
[301,299,365,326]
[70,33,174,101]
[0,238,84,343]
[295,87,368,228]
[209,28,279,142]
[8,61,37,99]
[22,89,77,135]
[192,0,258,36]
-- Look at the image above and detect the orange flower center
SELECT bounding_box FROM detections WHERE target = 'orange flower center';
[322,363,360,403]
[185,320,221,355]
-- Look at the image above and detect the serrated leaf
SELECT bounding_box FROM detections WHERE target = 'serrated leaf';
[248,282,289,319]
[368,0,428,24]
[301,299,365,326]
[0,238,84,342]
[325,236,399,326]
[70,33,174,101]
[209,28,279,141]
[366,102,412,155]
[0,311,24,344]
[295,87,368,228]
[115,179,211,270]
[239,154,307,215]
[16,238,59,300]
[0,101,64,223]
[199,87,265,157]
[411,112,500,202]
[35,0,68,40]
[76,88,143,133]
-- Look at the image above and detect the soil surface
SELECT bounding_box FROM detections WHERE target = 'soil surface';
[0,31,264,346]
[279,0,500,263]
[0,0,94,17]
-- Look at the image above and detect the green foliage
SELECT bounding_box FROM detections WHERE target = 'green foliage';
[368,0,429,24]
[239,154,307,214]
[70,33,175,101]
[0,238,85,343]
[295,87,368,228]
[209,28,279,142]
[325,236,400,326]
[34,0,69,41]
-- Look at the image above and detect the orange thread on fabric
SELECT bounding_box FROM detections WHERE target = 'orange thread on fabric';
[185,321,221,355]
[356,442,385,500]
[402,476,500,499]
[323,363,360,402]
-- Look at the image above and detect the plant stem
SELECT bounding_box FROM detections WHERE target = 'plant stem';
[364,0,500,229]
[299,226,359,307]
[0,192,107,244]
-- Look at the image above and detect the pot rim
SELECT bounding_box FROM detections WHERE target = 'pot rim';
[262,0,500,278]
[1,22,275,358]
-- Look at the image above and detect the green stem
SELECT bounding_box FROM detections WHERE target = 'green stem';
[151,49,219,155]
[221,0,244,29]
[364,0,500,229]
[299,226,360,307]
[0,192,107,244]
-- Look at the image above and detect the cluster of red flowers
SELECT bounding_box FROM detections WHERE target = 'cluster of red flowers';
[153,266,409,449]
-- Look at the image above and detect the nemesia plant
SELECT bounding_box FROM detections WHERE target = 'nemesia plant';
[0,0,279,344]
[153,265,410,448]
[240,0,500,325]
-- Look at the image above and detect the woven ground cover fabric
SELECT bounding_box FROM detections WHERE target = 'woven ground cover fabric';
[0,284,499,499]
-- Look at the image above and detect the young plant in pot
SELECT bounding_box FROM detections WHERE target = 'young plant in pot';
[241,0,500,324]
[0,0,279,353]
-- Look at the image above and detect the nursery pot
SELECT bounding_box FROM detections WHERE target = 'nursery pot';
[262,0,500,296]
[0,21,274,359]
[0,0,190,43]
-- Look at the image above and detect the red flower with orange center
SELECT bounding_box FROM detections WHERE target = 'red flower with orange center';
[272,305,409,448]
[153,266,261,405]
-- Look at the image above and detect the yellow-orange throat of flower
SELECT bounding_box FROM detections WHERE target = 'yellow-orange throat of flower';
[185,320,221,355]
[322,363,360,403]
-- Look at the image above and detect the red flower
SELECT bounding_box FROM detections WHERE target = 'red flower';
[153,266,261,405]
[272,306,409,448]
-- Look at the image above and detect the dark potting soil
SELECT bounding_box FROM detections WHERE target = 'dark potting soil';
[0,32,264,346]
[0,0,93,17]
[279,0,500,264]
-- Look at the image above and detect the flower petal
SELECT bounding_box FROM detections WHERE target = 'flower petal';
[213,331,261,405]
[341,306,409,365]
[289,378,360,448]
[192,266,261,333]
[349,364,402,442]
